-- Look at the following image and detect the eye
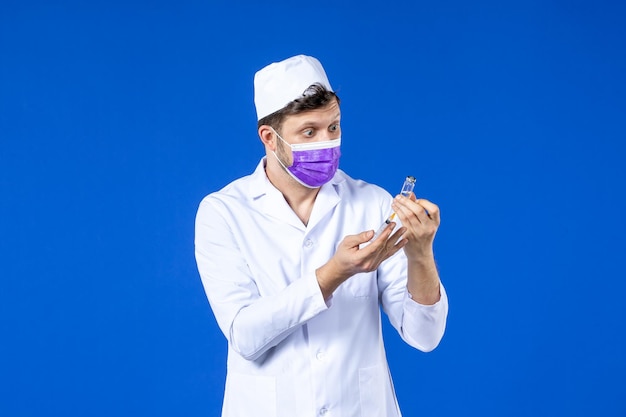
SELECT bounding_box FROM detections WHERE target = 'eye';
[329,123,340,132]
[303,128,314,137]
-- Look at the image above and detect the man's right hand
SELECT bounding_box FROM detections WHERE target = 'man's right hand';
[315,223,407,299]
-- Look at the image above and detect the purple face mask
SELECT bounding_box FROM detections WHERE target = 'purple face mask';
[272,129,341,188]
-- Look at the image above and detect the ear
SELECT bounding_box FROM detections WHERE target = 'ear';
[258,125,276,151]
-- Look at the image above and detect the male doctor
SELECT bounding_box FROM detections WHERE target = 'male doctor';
[195,55,448,417]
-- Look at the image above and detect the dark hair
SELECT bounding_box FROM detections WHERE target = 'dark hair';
[257,83,340,132]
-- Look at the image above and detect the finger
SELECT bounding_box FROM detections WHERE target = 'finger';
[393,194,420,214]
[392,197,423,226]
[395,195,438,224]
[374,226,406,258]
[408,201,435,228]
[381,235,408,261]
[369,222,396,245]
[362,223,400,264]
[388,226,407,244]
[414,203,431,224]
[416,199,440,223]
[343,230,375,248]
[367,228,407,269]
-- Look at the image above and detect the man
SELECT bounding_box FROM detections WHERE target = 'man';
[195,55,448,417]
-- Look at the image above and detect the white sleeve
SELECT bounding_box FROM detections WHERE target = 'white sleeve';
[401,284,448,352]
[378,250,449,352]
[194,198,329,361]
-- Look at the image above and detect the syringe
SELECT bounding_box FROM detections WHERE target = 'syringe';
[371,176,416,241]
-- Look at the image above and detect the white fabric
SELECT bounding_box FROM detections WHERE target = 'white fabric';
[254,55,332,120]
[195,159,449,417]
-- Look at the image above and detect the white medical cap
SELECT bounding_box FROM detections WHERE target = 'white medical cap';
[254,55,333,121]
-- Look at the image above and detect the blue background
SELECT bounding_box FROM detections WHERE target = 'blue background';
[1,0,625,416]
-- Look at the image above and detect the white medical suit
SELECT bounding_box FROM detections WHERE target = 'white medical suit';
[195,159,448,417]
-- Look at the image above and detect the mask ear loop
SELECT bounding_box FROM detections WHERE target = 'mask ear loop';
[269,128,317,189]
[272,149,290,171]
[270,127,291,170]
[270,127,289,148]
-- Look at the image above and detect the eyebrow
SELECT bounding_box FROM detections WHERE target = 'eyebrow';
[295,112,341,130]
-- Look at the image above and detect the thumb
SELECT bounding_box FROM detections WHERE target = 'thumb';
[341,230,375,248]
[356,230,375,244]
